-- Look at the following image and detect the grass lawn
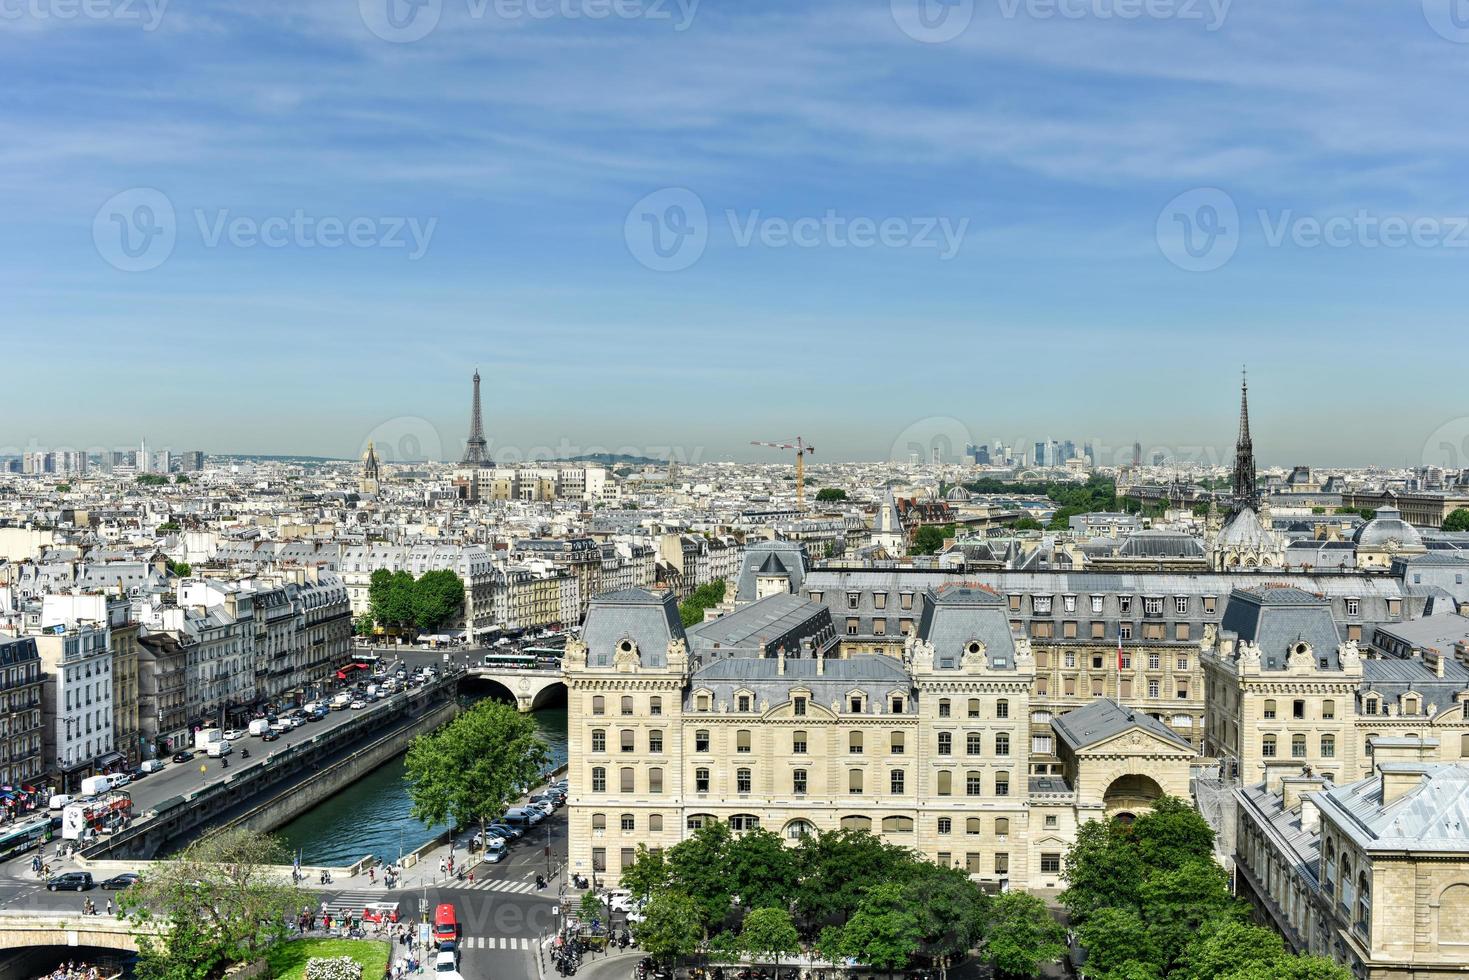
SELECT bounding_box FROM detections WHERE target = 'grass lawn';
[266,938,391,979]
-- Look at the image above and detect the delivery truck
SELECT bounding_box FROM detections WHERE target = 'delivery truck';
[195,728,223,751]
[249,718,271,737]
[79,774,116,796]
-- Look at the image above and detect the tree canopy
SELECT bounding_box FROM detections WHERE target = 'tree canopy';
[815,488,848,502]
[678,579,725,627]
[1061,798,1350,980]
[120,828,303,980]
[403,699,548,839]
[980,891,1067,979]
[367,567,465,633]
[1444,507,1469,532]
[909,523,955,555]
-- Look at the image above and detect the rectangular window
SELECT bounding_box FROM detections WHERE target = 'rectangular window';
[850,731,863,754]
[649,731,664,753]
[737,730,752,753]
[849,769,863,794]
[890,770,905,794]
[938,699,951,718]
[793,730,808,754]
[1120,624,1133,640]
[592,848,606,872]
[592,768,606,792]
[1148,679,1159,698]
[591,730,606,753]
[793,769,807,794]
[695,730,709,752]
[1175,623,1190,641]
[649,697,662,716]
[874,618,887,636]
[874,592,887,609]
[621,730,635,752]
[890,731,905,754]
[966,852,984,875]
[737,769,752,793]
[621,814,635,831]
[995,852,1009,875]
[901,593,913,610]
[1040,853,1061,874]
[937,817,951,835]
[1175,596,1189,614]
[695,768,710,792]
[620,768,635,793]
[794,696,806,716]
[1346,598,1360,616]
[846,618,860,635]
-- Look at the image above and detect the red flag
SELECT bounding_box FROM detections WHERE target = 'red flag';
[1117,633,1125,672]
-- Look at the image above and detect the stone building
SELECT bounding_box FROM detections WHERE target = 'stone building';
[563,586,1197,893]
[1235,744,1469,979]
[0,636,45,788]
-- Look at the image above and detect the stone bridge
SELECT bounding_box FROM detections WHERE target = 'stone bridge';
[463,667,565,712]
[0,912,160,953]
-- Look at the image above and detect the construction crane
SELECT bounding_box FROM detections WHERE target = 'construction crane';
[751,437,816,510]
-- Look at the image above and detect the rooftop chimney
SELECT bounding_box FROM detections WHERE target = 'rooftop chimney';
[816,648,825,676]
[1380,763,1431,807]
[1299,794,1321,833]
[1281,773,1327,811]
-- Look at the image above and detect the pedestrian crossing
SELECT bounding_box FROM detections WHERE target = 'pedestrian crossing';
[458,935,534,951]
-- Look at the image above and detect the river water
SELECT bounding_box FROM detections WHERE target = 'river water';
[275,705,568,867]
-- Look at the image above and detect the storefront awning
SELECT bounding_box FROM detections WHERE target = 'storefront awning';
[95,751,125,767]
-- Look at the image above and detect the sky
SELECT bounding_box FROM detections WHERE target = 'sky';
[1,0,1467,469]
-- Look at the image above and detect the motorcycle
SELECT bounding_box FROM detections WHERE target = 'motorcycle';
[535,874,546,889]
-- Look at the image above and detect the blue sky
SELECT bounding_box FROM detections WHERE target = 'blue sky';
[2,0,1467,467]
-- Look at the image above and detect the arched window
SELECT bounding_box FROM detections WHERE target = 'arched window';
[1440,884,1469,945]
[938,698,951,718]
[736,729,752,753]
[937,817,952,834]
[649,814,663,832]
[621,729,635,752]
[937,770,952,795]
[995,817,1009,836]
[649,696,662,716]
[1323,840,1336,894]
[592,695,605,715]
[619,767,634,793]
[620,696,634,715]
[1356,872,1371,936]
[590,729,606,753]
[728,814,759,832]
[890,731,906,754]
[1263,699,1277,719]
[687,813,714,830]
[881,816,914,832]
[1321,734,1336,758]
[591,812,606,830]
[965,817,982,835]
[784,818,816,840]
[849,731,864,754]
[839,815,871,831]
[966,732,982,755]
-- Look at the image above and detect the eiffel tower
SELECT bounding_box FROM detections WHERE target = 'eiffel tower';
[461,369,491,467]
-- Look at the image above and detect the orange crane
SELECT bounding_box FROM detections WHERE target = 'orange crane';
[751,437,816,510]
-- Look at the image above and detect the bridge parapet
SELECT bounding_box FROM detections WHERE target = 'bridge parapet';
[0,912,160,953]
[464,667,565,712]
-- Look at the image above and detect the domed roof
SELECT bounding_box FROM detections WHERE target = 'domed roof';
[1352,507,1424,550]
[1218,506,1275,549]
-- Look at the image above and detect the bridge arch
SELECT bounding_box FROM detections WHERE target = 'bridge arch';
[461,667,566,713]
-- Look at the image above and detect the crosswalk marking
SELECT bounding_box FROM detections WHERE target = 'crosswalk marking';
[458,936,531,951]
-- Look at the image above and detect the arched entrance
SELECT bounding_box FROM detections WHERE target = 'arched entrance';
[1103,773,1164,821]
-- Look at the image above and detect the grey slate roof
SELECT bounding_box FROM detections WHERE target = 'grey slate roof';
[686,593,833,659]
[1221,587,1344,670]
[1315,764,1469,852]
[688,652,914,712]
[735,540,808,602]
[917,585,1018,670]
[1052,698,1193,752]
[582,588,685,669]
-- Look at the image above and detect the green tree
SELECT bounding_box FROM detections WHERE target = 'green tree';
[403,700,548,846]
[368,569,395,625]
[900,862,988,969]
[1221,956,1352,980]
[665,821,735,932]
[136,473,169,486]
[54,483,71,493]
[1061,818,1146,923]
[793,828,906,926]
[1131,795,1217,871]
[579,890,607,927]
[621,844,672,904]
[980,891,1066,979]
[1444,508,1469,532]
[411,569,465,632]
[157,521,181,532]
[120,829,302,980]
[1138,859,1243,971]
[740,907,801,971]
[831,883,925,978]
[815,488,848,502]
[176,474,190,484]
[1012,516,1043,531]
[165,559,192,578]
[1175,919,1285,980]
[632,890,705,965]
[1076,907,1159,978]
[679,580,726,627]
[909,524,955,556]
[385,570,417,628]
[726,828,798,911]
[353,614,375,637]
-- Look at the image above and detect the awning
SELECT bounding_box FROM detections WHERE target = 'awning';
[95,752,125,767]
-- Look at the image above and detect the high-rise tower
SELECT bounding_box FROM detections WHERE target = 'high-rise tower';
[461,369,490,467]
[1232,368,1258,512]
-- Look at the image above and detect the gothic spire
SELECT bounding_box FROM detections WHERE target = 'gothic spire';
[1232,367,1258,512]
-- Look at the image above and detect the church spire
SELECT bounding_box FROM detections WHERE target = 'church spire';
[1232,368,1258,512]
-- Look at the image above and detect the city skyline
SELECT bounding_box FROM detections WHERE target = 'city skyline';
[2,2,1466,465]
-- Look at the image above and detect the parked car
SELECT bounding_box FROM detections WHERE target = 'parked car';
[172,750,194,763]
[488,822,523,841]
[101,873,139,890]
[127,767,148,781]
[605,889,635,913]
[47,872,94,892]
[481,839,507,863]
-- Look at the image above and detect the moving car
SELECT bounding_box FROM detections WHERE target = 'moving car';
[261,730,280,742]
[433,903,458,943]
[223,729,243,741]
[101,873,139,890]
[350,700,366,710]
[433,950,462,978]
[481,838,507,863]
[172,750,194,763]
[47,872,94,892]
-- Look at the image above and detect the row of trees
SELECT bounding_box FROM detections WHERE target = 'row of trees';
[618,824,1063,978]
[363,567,466,634]
[1061,797,1349,980]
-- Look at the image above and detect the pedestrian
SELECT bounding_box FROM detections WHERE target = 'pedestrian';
[105,899,112,916]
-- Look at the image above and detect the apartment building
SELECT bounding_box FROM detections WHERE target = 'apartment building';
[0,636,44,788]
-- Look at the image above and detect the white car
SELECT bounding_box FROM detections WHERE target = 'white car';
[350,700,367,710]
[223,729,243,741]
[625,902,647,924]
[605,889,636,913]
[433,951,462,978]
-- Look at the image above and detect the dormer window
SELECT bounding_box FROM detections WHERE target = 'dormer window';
[794,696,807,716]
[891,696,904,714]
[850,695,864,714]
[737,694,751,712]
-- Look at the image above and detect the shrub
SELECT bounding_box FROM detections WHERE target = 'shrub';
[304,956,363,980]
